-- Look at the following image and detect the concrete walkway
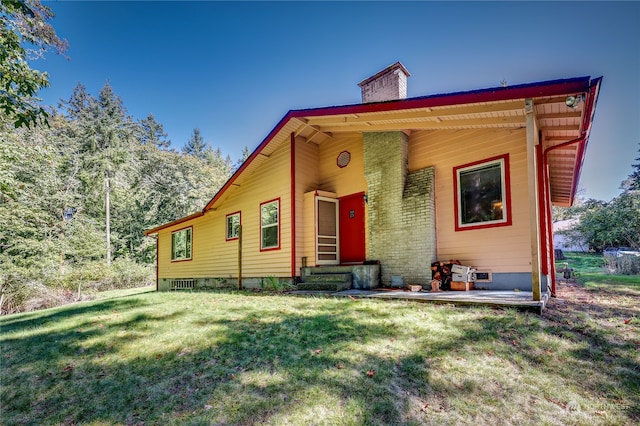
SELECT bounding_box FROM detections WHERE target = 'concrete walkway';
[290,288,549,312]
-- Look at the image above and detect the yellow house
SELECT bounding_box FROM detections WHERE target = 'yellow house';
[145,63,601,301]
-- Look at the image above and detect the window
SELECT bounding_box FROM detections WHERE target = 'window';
[226,212,241,240]
[454,154,511,231]
[171,227,192,261]
[260,199,280,250]
[337,150,351,168]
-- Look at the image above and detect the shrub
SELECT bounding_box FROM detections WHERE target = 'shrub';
[1,274,32,315]
[602,255,640,275]
[0,274,77,315]
[1,259,154,315]
[261,276,293,292]
[58,259,154,293]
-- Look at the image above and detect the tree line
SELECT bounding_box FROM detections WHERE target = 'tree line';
[0,82,248,313]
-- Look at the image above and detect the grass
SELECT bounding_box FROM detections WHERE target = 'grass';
[1,273,639,425]
[563,252,640,291]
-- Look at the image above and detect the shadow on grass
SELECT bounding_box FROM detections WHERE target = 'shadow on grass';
[0,296,152,333]
[1,294,435,425]
[2,287,638,424]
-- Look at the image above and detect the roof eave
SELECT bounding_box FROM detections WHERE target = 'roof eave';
[146,76,600,236]
[568,76,603,206]
[144,211,205,236]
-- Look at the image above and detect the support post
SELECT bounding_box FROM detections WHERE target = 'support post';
[525,99,541,301]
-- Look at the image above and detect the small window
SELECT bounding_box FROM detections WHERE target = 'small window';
[226,212,241,240]
[260,199,280,250]
[454,154,511,231]
[337,151,351,168]
[171,227,192,261]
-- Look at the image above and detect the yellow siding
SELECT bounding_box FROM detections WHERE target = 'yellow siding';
[157,125,532,279]
[318,133,367,197]
[408,128,532,273]
[295,138,320,272]
[157,213,214,279]
[158,139,293,279]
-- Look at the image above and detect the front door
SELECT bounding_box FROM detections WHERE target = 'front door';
[339,192,366,264]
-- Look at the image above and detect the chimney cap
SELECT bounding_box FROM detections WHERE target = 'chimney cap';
[358,62,411,88]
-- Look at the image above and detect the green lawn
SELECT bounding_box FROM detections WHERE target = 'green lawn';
[1,280,638,425]
[562,252,640,290]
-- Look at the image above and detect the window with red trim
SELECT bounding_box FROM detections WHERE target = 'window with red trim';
[226,211,241,240]
[171,227,192,261]
[454,154,512,231]
[260,199,280,250]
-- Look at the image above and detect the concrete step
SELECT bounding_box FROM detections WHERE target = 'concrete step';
[304,273,352,283]
[298,272,352,292]
[307,266,354,275]
[297,281,351,292]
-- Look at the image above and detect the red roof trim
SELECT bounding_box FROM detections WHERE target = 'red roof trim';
[144,211,204,235]
[291,76,593,119]
[569,77,602,205]
[146,76,600,236]
[204,112,293,211]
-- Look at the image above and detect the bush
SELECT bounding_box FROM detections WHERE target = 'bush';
[602,255,640,275]
[1,259,154,315]
[261,276,294,292]
[0,274,77,315]
[1,274,33,315]
[58,259,154,293]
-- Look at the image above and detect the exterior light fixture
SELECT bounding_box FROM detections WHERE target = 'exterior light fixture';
[565,94,584,109]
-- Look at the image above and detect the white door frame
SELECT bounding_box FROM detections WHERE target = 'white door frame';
[315,196,340,265]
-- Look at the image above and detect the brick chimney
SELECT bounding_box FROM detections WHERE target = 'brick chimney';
[358,62,410,103]
[361,62,436,286]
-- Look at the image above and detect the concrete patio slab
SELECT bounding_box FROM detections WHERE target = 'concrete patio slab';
[289,288,549,312]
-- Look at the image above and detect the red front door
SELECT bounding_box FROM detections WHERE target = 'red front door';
[339,192,366,264]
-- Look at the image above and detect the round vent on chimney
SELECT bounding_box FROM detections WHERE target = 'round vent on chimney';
[337,151,351,168]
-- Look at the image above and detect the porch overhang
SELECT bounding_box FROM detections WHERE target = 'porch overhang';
[146,76,601,235]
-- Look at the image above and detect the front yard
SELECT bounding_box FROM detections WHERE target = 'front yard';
[1,275,638,425]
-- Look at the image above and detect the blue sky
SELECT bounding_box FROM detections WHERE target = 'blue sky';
[37,1,639,202]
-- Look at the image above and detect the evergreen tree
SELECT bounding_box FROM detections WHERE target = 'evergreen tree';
[2,81,238,312]
[137,113,170,148]
[61,82,133,264]
[234,145,251,170]
[182,128,207,159]
[620,142,640,192]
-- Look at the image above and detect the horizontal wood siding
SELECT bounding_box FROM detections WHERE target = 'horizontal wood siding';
[224,140,292,277]
[318,133,367,197]
[157,214,212,279]
[295,138,320,273]
[158,140,292,279]
[408,128,532,273]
